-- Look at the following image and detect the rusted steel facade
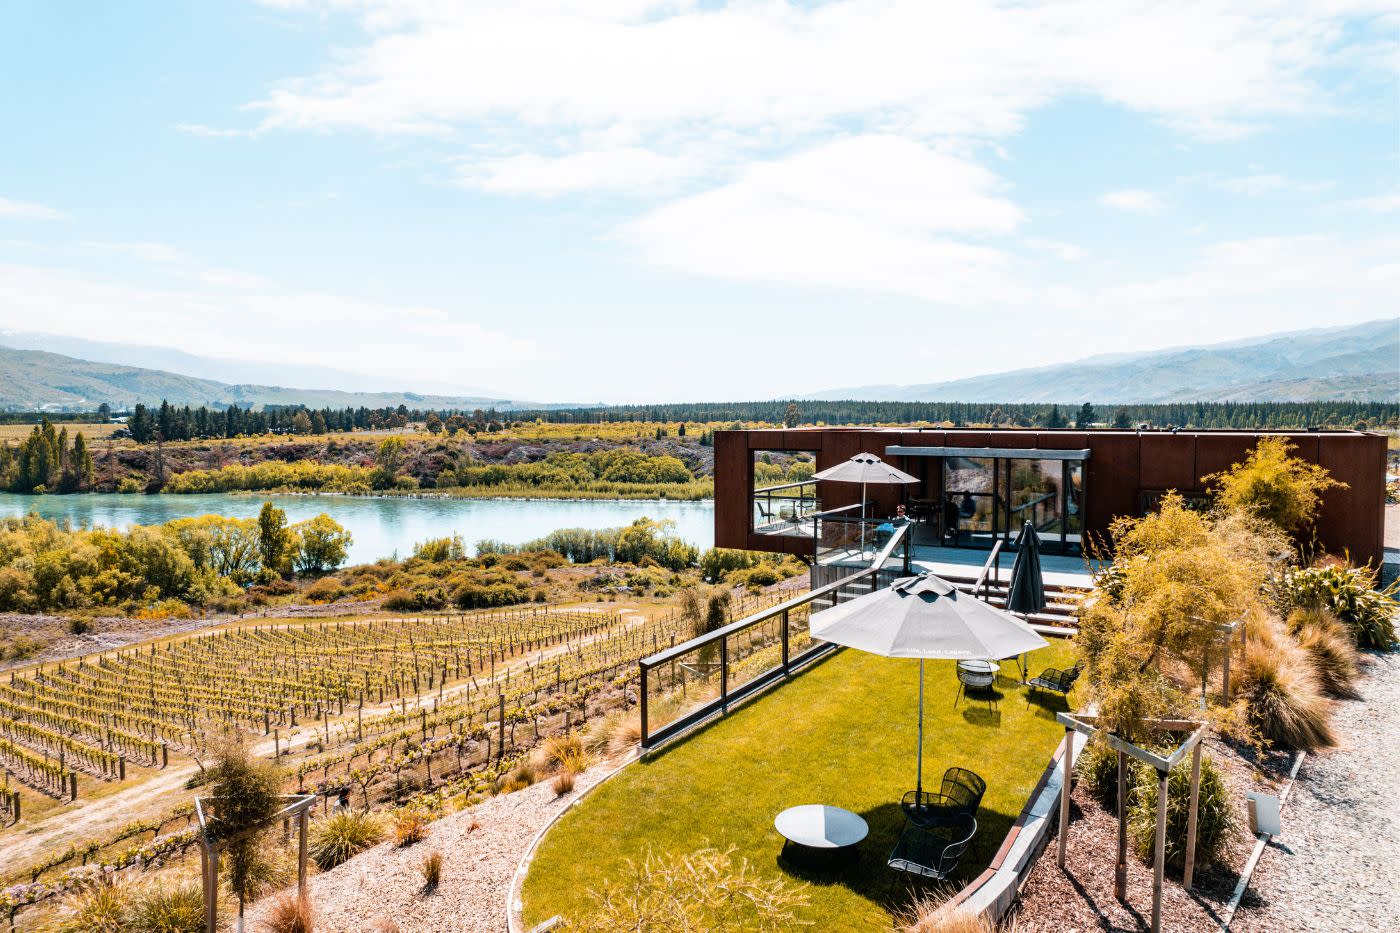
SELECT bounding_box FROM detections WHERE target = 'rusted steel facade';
[715,427,1388,567]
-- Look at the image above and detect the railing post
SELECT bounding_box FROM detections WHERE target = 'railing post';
[780,609,790,674]
[639,663,650,748]
[720,635,729,712]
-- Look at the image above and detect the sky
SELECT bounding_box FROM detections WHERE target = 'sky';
[0,0,1396,404]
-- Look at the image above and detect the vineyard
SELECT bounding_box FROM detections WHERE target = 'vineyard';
[0,591,792,921]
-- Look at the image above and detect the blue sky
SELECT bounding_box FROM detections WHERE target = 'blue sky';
[0,1,1396,403]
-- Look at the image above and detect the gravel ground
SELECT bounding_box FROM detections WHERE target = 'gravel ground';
[1231,650,1400,933]
[246,767,609,933]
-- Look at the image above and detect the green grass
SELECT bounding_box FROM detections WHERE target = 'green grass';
[522,639,1078,932]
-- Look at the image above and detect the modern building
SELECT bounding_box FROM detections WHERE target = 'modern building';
[714,427,1388,570]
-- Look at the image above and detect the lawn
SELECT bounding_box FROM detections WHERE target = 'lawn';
[522,638,1079,931]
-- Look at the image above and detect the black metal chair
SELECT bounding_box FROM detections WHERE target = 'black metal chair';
[887,814,977,883]
[955,664,997,710]
[900,767,986,829]
[1026,664,1081,703]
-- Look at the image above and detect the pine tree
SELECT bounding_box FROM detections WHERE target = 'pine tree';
[1075,402,1096,429]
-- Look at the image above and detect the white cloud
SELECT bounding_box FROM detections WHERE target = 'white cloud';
[0,260,537,390]
[460,147,705,196]
[0,197,66,221]
[1101,189,1166,214]
[618,135,1024,304]
[1025,238,1088,262]
[1348,193,1400,213]
[249,1,1380,149]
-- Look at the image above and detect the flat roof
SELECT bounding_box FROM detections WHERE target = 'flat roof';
[886,445,1090,460]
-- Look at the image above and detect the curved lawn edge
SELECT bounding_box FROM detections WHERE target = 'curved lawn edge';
[507,750,639,933]
[516,636,1079,931]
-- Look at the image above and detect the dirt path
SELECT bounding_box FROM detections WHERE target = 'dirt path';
[0,607,651,875]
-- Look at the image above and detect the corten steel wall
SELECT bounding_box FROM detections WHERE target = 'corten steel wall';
[716,428,1388,566]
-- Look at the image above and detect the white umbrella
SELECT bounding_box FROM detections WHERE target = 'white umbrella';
[812,452,918,552]
[811,572,1050,793]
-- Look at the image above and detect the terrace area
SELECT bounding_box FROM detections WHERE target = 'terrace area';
[520,638,1078,931]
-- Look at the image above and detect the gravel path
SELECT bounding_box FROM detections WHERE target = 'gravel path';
[246,767,610,933]
[1232,651,1400,932]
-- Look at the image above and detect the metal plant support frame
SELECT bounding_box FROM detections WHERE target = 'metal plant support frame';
[1054,714,1209,933]
[638,522,912,749]
[196,793,316,933]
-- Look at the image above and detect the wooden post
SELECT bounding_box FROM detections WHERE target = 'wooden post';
[1152,767,1169,933]
[1183,741,1204,889]
[297,807,309,895]
[1222,637,1232,701]
[1057,726,1073,868]
[1115,748,1128,900]
[206,845,220,933]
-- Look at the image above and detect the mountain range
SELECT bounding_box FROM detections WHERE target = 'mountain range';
[808,318,1398,404]
[0,318,1395,411]
[0,343,521,411]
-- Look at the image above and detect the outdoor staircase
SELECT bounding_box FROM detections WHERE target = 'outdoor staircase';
[807,563,1085,633]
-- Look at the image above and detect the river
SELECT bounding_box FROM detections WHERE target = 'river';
[0,492,715,565]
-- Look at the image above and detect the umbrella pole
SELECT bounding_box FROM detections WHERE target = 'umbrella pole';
[860,483,867,555]
[916,659,924,795]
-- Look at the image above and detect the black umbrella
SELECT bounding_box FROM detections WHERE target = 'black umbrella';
[1005,521,1046,678]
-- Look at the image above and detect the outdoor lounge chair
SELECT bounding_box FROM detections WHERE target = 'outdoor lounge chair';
[1026,664,1080,703]
[954,664,997,709]
[887,813,976,883]
[900,767,986,829]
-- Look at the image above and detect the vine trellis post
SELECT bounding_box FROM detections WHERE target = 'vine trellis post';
[1056,713,1209,933]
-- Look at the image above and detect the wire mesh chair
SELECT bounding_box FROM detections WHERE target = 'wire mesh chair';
[887,813,977,883]
[900,767,986,829]
[955,664,997,709]
[1026,664,1081,704]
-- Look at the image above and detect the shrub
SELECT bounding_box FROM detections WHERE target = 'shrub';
[310,810,385,870]
[1127,753,1235,873]
[302,576,343,603]
[570,846,807,933]
[130,880,205,933]
[393,808,430,847]
[420,850,443,893]
[1076,739,1123,810]
[1273,564,1398,650]
[542,734,594,775]
[1235,624,1335,750]
[54,878,133,933]
[1203,435,1344,536]
[264,893,315,933]
[1288,609,1359,699]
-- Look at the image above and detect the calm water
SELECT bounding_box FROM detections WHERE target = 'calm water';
[0,492,715,565]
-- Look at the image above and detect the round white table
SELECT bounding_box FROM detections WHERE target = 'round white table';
[956,659,1000,676]
[774,804,869,860]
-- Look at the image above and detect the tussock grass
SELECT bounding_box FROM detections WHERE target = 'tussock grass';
[1291,612,1360,699]
[551,769,577,796]
[53,878,132,933]
[897,890,1012,933]
[264,893,315,933]
[419,850,443,893]
[309,810,385,871]
[392,808,430,847]
[131,879,206,933]
[1128,753,1235,871]
[1237,622,1336,750]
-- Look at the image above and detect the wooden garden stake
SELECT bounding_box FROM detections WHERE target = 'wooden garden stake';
[1183,740,1204,889]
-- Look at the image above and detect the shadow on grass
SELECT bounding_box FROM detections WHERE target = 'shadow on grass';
[769,797,1023,917]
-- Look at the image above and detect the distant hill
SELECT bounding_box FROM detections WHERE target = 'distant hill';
[808,318,1399,403]
[0,345,523,411]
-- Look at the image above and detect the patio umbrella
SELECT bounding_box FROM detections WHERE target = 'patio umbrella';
[811,572,1049,793]
[1005,521,1047,678]
[812,452,918,551]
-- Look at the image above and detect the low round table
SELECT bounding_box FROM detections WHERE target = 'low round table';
[774,805,868,865]
[957,659,1000,676]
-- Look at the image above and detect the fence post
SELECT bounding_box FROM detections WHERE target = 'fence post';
[781,609,790,674]
[720,634,729,712]
[639,663,650,749]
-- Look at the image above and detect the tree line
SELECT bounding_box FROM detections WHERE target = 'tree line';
[0,421,95,492]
